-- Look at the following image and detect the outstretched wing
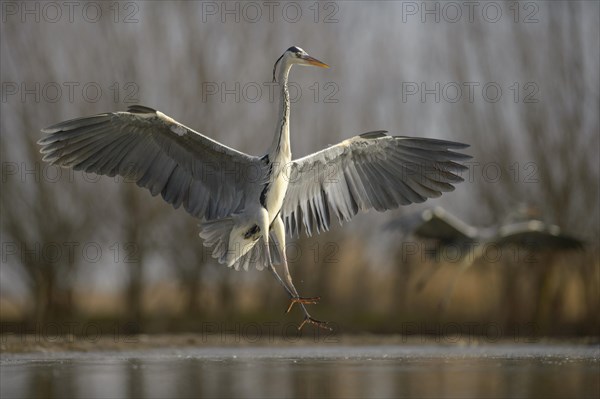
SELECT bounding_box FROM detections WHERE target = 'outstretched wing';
[386,207,479,245]
[282,131,471,237]
[38,105,262,220]
[496,221,585,250]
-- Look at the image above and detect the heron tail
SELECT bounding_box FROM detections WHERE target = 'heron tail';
[198,218,238,266]
[198,218,282,271]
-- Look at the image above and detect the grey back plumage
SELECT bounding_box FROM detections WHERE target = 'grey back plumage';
[386,207,480,245]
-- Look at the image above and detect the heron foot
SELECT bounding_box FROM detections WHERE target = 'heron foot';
[286,296,320,313]
[298,316,332,331]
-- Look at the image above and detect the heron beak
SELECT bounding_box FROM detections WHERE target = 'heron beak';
[302,55,329,68]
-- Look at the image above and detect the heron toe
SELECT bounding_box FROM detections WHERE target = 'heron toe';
[298,316,332,331]
[286,296,321,313]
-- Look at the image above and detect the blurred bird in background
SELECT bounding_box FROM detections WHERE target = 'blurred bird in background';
[387,205,585,311]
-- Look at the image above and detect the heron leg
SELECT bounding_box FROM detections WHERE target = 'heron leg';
[271,216,330,331]
[267,260,294,298]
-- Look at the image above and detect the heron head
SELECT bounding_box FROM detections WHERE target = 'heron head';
[272,46,329,82]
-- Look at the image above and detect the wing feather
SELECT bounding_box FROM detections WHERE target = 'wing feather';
[282,133,471,237]
[39,106,263,220]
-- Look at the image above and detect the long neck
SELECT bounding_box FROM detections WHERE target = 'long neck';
[269,62,292,159]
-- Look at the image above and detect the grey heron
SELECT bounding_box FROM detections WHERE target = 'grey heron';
[388,206,584,251]
[38,46,471,329]
[388,206,584,309]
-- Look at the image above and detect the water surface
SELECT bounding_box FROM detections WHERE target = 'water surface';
[2,344,598,398]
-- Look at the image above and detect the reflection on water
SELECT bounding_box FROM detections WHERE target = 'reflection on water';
[1,345,598,399]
